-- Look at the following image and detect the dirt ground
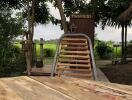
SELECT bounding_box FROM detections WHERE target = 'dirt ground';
[96,60,132,85]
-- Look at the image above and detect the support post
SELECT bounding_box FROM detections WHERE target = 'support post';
[40,38,44,66]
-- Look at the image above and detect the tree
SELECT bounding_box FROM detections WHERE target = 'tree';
[93,0,132,63]
[59,0,132,63]
[55,0,68,33]
[118,2,132,62]
[0,9,24,66]
[0,0,56,75]
[25,0,35,75]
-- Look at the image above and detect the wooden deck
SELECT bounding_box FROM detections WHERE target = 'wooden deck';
[0,76,132,100]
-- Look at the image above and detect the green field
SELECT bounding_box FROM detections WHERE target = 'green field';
[15,42,57,64]
[15,42,122,64]
[36,43,56,56]
[15,42,57,53]
[113,47,121,58]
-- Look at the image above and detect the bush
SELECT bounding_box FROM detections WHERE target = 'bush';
[129,40,132,43]
[44,48,55,57]
[0,45,26,77]
[95,41,113,59]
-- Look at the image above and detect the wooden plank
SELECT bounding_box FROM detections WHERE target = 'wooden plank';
[59,59,90,63]
[61,42,87,46]
[63,77,132,99]
[30,76,108,100]
[57,67,91,72]
[84,80,132,96]
[59,55,90,59]
[61,46,88,50]
[0,81,23,100]
[57,63,91,67]
[1,76,131,100]
[62,38,87,41]
[60,50,90,54]
[62,73,93,77]
[1,77,74,100]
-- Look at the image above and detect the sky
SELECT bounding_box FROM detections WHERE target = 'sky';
[33,2,132,42]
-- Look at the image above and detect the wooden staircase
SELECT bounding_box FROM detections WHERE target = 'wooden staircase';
[51,34,97,80]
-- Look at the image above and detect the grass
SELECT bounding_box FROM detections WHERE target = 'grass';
[15,42,57,55]
[15,42,122,64]
[36,43,56,56]
[113,47,121,58]
[14,42,57,65]
[15,43,21,48]
[36,43,57,64]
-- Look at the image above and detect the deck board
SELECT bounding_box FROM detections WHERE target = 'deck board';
[0,76,132,100]
[1,77,74,100]
[0,81,23,100]
[30,76,106,100]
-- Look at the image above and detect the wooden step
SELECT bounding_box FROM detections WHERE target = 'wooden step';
[61,46,88,50]
[57,67,91,72]
[61,73,93,77]
[59,55,90,59]
[60,50,90,54]
[61,42,87,46]
[55,35,94,79]
[57,63,91,67]
[62,38,87,41]
[58,59,90,63]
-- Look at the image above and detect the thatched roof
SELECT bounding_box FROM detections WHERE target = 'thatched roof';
[118,3,132,22]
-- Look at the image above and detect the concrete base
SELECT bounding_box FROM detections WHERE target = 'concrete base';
[96,67,109,82]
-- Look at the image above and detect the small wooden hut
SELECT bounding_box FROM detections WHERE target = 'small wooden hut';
[70,14,95,46]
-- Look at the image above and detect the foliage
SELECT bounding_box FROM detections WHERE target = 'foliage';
[0,0,23,9]
[44,48,55,57]
[0,0,59,25]
[113,47,121,58]
[0,45,26,77]
[129,40,132,43]
[0,7,25,76]
[0,10,24,60]
[61,0,132,28]
[0,12,24,42]
[95,41,113,59]
[62,0,88,17]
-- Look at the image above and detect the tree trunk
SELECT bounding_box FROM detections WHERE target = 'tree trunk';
[26,0,35,75]
[121,24,125,63]
[31,0,35,41]
[55,0,68,33]
[25,0,31,75]
[124,24,127,62]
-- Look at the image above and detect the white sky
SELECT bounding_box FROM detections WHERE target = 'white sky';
[33,2,132,42]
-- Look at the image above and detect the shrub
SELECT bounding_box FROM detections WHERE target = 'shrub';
[129,40,132,43]
[0,45,26,77]
[44,48,55,57]
[95,41,113,59]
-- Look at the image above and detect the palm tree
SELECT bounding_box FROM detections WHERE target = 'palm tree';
[94,1,132,63]
[118,2,132,63]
